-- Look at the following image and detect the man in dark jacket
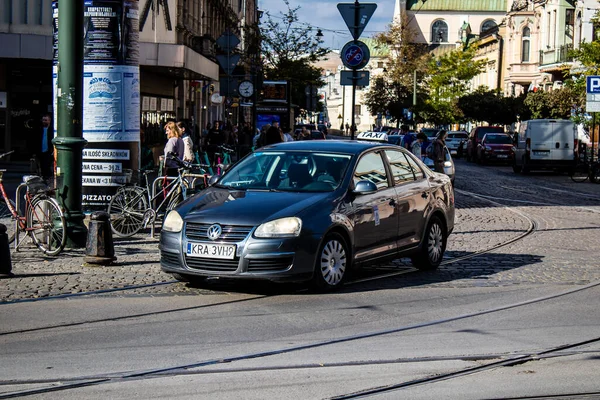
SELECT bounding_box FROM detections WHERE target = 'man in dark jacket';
[37,114,54,180]
[433,130,448,173]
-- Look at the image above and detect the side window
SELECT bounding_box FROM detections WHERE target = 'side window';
[385,150,415,184]
[403,153,425,180]
[354,152,389,189]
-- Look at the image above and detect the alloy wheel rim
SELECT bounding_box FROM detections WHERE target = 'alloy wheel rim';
[427,223,443,263]
[320,239,347,286]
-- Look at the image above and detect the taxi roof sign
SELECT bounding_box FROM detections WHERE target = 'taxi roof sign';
[356,131,388,142]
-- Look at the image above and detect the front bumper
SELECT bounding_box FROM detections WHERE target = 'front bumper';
[159,224,321,282]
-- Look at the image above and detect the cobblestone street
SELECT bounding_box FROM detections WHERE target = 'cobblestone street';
[2,159,600,301]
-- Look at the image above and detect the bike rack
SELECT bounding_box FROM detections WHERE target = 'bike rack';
[148,173,211,238]
[13,183,28,251]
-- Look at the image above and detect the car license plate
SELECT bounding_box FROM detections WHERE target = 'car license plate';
[497,154,508,158]
[186,242,236,259]
[533,151,549,156]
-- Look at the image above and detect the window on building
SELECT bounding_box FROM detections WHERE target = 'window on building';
[17,0,27,23]
[521,27,531,62]
[354,105,361,115]
[377,61,384,68]
[431,20,448,43]
[31,0,43,25]
[0,0,11,24]
[481,19,497,34]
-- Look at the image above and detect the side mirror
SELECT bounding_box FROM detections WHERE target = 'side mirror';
[208,174,221,186]
[353,180,377,195]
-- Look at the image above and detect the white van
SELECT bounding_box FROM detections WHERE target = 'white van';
[513,119,576,173]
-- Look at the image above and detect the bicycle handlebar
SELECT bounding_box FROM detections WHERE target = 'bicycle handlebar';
[216,145,235,153]
[0,150,15,159]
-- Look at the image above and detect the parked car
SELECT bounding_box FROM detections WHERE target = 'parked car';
[446,131,469,156]
[476,133,514,164]
[160,140,455,291]
[513,119,576,173]
[466,126,505,162]
[310,130,326,140]
[420,128,439,140]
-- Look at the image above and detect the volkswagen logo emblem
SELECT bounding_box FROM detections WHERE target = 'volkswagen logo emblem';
[206,224,222,241]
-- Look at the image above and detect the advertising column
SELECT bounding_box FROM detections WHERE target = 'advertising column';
[53,0,140,211]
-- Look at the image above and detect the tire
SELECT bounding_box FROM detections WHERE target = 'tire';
[27,196,66,256]
[312,233,349,291]
[512,161,522,173]
[108,186,149,237]
[411,215,447,271]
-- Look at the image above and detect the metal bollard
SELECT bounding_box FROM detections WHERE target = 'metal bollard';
[0,224,13,276]
[84,211,116,265]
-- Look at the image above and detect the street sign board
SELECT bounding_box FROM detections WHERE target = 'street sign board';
[216,30,240,52]
[586,75,600,112]
[341,40,370,70]
[340,70,370,86]
[216,54,241,76]
[337,3,377,41]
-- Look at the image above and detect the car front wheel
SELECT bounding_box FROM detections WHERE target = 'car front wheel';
[312,233,349,291]
[411,215,447,271]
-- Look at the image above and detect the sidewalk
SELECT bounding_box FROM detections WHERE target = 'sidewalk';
[0,222,173,302]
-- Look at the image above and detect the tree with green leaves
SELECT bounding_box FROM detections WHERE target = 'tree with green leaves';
[258,0,329,111]
[364,15,430,126]
[418,45,487,125]
[458,87,526,125]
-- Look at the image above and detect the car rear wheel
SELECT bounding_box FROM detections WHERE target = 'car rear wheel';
[411,215,446,271]
[512,160,522,173]
[312,233,348,291]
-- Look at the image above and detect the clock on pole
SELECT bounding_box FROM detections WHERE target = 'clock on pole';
[238,80,254,98]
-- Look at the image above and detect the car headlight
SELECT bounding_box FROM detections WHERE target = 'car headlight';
[255,217,302,238]
[485,145,492,151]
[443,161,452,167]
[163,210,184,233]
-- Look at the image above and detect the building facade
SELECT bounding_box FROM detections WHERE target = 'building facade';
[0,0,257,160]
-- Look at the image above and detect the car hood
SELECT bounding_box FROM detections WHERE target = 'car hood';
[177,186,332,226]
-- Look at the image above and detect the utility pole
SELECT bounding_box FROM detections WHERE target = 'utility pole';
[54,0,88,247]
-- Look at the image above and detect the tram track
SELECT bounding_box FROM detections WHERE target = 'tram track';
[1,189,599,398]
[1,188,537,307]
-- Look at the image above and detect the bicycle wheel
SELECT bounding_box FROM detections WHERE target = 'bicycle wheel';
[107,186,149,237]
[570,164,589,183]
[27,195,66,256]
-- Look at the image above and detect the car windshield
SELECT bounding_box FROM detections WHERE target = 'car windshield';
[448,133,468,140]
[485,134,512,144]
[477,127,504,139]
[217,151,352,192]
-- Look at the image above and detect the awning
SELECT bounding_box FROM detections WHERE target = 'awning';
[139,42,219,81]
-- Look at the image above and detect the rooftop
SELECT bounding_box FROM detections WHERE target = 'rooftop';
[406,0,506,12]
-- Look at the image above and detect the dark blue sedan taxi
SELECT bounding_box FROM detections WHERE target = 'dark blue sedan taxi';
[160,140,455,290]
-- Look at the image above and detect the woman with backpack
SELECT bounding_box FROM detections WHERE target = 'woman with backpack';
[433,130,448,173]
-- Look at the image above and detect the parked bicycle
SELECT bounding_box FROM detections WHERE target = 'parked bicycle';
[107,152,211,237]
[0,150,67,256]
[570,147,600,183]
[214,145,234,175]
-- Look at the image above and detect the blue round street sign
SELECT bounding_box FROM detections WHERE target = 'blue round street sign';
[341,40,370,70]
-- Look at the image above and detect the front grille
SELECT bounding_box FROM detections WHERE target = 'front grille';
[161,252,180,266]
[185,256,240,271]
[247,257,294,272]
[185,223,253,243]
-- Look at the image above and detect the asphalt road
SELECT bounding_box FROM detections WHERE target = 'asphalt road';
[1,158,600,399]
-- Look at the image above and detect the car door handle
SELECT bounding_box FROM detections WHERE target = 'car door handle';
[421,192,428,199]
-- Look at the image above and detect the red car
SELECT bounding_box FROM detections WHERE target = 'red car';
[466,126,504,162]
[476,133,514,164]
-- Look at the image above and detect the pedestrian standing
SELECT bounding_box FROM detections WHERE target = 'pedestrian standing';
[411,133,427,159]
[177,121,194,162]
[163,121,184,177]
[37,114,54,181]
[433,130,448,173]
